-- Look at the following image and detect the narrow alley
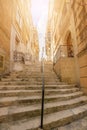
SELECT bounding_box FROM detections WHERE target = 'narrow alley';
[0,0,87,130]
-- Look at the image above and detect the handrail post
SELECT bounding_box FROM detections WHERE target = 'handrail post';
[40,47,45,129]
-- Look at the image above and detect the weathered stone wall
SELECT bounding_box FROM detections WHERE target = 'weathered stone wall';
[0,0,35,73]
[54,58,77,84]
[50,0,87,93]
[0,0,13,74]
[72,0,87,93]
[78,51,87,93]
[0,48,10,74]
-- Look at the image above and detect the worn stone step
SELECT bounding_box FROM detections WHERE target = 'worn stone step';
[0,91,83,107]
[2,76,59,80]
[1,104,87,130]
[0,84,77,90]
[45,84,77,88]
[18,72,56,75]
[44,88,80,95]
[1,78,59,82]
[0,82,41,85]
[6,76,58,80]
[10,76,58,79]
[0,81,64,85]
[2,74,58,80]
[0,90,42,97]
[14,74,56,76]
[11,71,55,74]
[43,104,87,130]
[0,87,79,92]
[0,78,58,82]
[0,88,80,97]
[0,78,67,85]
[0,96,87,123]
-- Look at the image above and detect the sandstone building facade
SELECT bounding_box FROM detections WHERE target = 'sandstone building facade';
[46,0,87,94]
[0,0,39,73]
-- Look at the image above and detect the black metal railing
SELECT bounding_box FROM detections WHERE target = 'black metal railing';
[40,48,45,129]
[53,45,74,64]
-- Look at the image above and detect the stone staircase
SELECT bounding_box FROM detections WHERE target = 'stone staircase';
[0,62,87,130]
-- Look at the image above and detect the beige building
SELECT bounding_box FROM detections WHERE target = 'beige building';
[0,0,39,73]
[46,0,87,93]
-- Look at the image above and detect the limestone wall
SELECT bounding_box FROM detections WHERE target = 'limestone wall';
[72,0,87,94]
[0,48,10,74]
[54,58,77,84]
[0,0,12,74]
[78,51,87,93]
[0,0,35,73]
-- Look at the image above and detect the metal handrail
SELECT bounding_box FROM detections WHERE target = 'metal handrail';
[40,47,45,129]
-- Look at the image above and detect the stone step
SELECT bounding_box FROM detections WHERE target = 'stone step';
[1,78,59,82]
[11,75,58,79]
[0,96,87,123]
[0,81,64,85]
[25,71,55,73]
[1,104,87,130]
[6,73,57,78]
[0,91,83,107]
[0,84,77,90]
[0,87,79,92]
[45,84,76,88]
[1,75,58,79]
[21,71,54,73]
[0,88,80,97]
[11,71,55,73]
